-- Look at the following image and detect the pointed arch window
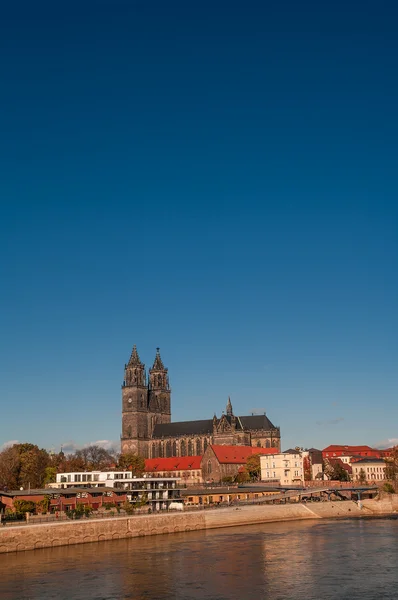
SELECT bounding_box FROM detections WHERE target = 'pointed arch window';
[196,439,201,455]
[188,440,193,456]
[166,441,172,458]
[180,440,186,457]
[172,441,177,456]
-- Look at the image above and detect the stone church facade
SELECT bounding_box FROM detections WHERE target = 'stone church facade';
[121,346,281,458]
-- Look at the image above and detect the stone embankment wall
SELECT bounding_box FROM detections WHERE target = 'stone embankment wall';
[0,497,396,555]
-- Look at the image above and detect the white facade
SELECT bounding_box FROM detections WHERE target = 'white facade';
[50,471,148,489]
[352,459,386,482]
[260,452,304,485]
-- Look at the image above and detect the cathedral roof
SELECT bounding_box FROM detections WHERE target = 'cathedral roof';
[151,347,166,371]
[153,419,214,438]
[152,414,277,438]
[128,345,143,367]
[238,414,277,431]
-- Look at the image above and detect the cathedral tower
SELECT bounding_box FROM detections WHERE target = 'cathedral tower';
[121,345,149,455]
[148,348,171,434]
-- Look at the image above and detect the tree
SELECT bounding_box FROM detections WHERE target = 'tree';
[358,468,367,484]
[303,456,312,481]
[43,466,57,485]
[0,443,51,490]
[74,446,115,470]
[13,499,36,514]
[245,454,262,481]
[236,471,250,484]
[331,461,350,482]
[121,500,135,515]
[118,453,145,476]
[385,446,398,483]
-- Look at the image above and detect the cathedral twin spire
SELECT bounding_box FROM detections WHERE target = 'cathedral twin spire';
[125,345,169,390]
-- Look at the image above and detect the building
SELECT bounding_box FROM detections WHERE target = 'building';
[260,450,304,485]
[145,456,203,486]
[121,346,281,458]
[352,458,387,483]
[49,470,139,489]
[201,445,277,483]
[49,471,183,508]
[303,448,323,480]
[125,477,182,511]
[322,445,392,460]
[0,488,128,514]
[182,486,278,506]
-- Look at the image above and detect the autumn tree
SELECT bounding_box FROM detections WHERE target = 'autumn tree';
[303,456,312,481]
[118,453,145,476]
[0,443,51,490]
[385,446,398,483]
[358,468,367,484]
[245,454,262,481]
[331,461,351,482]
[74,445,115,470]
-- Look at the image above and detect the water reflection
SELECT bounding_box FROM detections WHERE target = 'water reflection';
[0,518,397,600]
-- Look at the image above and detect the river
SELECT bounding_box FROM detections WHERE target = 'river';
[0,517,397,599]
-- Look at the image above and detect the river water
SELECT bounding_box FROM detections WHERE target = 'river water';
[1,517,397,600]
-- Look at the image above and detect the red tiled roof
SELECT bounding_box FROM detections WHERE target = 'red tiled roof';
[145,456,202,472]
[323,445,374,453]
[209,445,278,464]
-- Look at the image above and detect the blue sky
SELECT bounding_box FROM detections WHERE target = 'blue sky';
[1,2,397,453]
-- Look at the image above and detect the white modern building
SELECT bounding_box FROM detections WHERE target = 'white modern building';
[48,471,183,511]
[49,470,137,489]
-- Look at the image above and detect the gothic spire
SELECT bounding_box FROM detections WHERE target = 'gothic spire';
[128,344,143,367]
[151,347,165,371]
[226,396,233,416]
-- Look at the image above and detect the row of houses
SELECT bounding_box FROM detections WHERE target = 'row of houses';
[47,444,391,489]
[0,477,183,515]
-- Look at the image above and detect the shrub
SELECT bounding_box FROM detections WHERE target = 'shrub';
[383,483,395,494]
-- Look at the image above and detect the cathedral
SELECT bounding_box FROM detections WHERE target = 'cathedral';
[121,346,281,458]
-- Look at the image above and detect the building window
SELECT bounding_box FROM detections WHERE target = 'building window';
[166,441,172,458]
[207,460,212,475]
[180,440,186,457]
[196,439,201,455]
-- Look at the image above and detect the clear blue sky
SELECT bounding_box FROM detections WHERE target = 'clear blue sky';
[1,1,397,453]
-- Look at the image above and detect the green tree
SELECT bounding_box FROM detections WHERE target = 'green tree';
[13,499,36,514]
[118,453,145,476]
[37,496,51,514]
[43,466,57,485]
